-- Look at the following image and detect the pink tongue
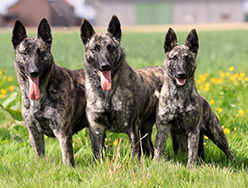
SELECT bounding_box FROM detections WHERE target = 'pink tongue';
[28,76,40,100]
[176,78,186,86]
[98,71,112,91]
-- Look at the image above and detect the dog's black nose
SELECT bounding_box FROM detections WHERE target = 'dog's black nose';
[30,69,39,77]
[100,62,111,71]
[177,71,186,78]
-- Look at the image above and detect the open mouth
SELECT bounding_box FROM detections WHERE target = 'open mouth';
[97,70,112,91]
[174,76,186,86]
[27,75,40,100]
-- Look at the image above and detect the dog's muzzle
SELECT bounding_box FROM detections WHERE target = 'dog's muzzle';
[174,71,187,86]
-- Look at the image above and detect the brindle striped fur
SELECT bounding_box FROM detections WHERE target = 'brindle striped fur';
[12,19,87,166]
[80,15,164,160]
[154,28,235,168]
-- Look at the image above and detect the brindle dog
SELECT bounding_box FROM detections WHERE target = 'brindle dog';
[80,15,164,160]
[154,28,235,168]
[12,18,88,166]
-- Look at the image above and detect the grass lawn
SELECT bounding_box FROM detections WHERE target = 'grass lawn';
[0,27,248,187]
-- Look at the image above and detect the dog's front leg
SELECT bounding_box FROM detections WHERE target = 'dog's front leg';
[187,128,200,168]
[87,124,106,162]
[154,116,170,161]
[27,126,45,159]
[56,132,74,167]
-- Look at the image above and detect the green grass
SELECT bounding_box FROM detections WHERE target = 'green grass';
[1,29,248,187]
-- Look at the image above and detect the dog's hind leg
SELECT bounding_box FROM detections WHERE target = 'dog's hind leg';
[201,110,235,160]
[171,132,188,155]
[141,122,154,158]
[198,132,205,161]
[141,132,154,158]
[27,126,45,159]
[201,99,235,160]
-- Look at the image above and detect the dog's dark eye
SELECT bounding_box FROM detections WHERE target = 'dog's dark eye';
[107,44,114,52]
[185,56,191,63]
[37,48,45,56]
[22,51,28,56]
[40,51,45,56]
[92,45,100,52]
[170,56,177,61]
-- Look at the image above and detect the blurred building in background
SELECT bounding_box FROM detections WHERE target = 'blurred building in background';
[0,0,247,27]
[1,0,79,27]
[86,0,244,26]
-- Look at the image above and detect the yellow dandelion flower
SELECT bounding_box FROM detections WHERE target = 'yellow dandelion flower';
[196,79,203,85]
[225,72,230,77]
[234,73,239,78]
[240,72,245,77]
[224,128,230,135]
[204,73,209,77]
[204,142,206,145]
[230,75,236,82]
[200,85,204,89]
[219,71,225,78]
[217,78,224,84]
[9,86,14,91]
[203,87,209,92]
[0,88,7,95]
[245,77,248,81]
[238,109,245,117]
[229,66,234,71]
[0,71,2,74]
[7,77,12,82]
[238,76,243,81]
[210,77,217,84]
[209,99,215,105]
[216,107,223,113]
[205,83,210,87]
[236,114,240,117]
[201,76,206,82]
[204,135,208,139]
[234,127,237,131]
[0,94,4,98]
[198,74,206,82]
[247,109,248,113]
[113,140,118,146]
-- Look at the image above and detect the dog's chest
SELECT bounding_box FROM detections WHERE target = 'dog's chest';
[87,87,134,133]
[87,83,133,110]
[93,110,127,133]
[159,95,199,132]
[22,97,60,137]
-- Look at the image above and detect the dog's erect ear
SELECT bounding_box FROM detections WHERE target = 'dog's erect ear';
[107,15,122,42]
[185,29,199,55]
[37,18,52,46]
[80,19,95,45]
[12,20,27,49]
[164,28,178,54]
